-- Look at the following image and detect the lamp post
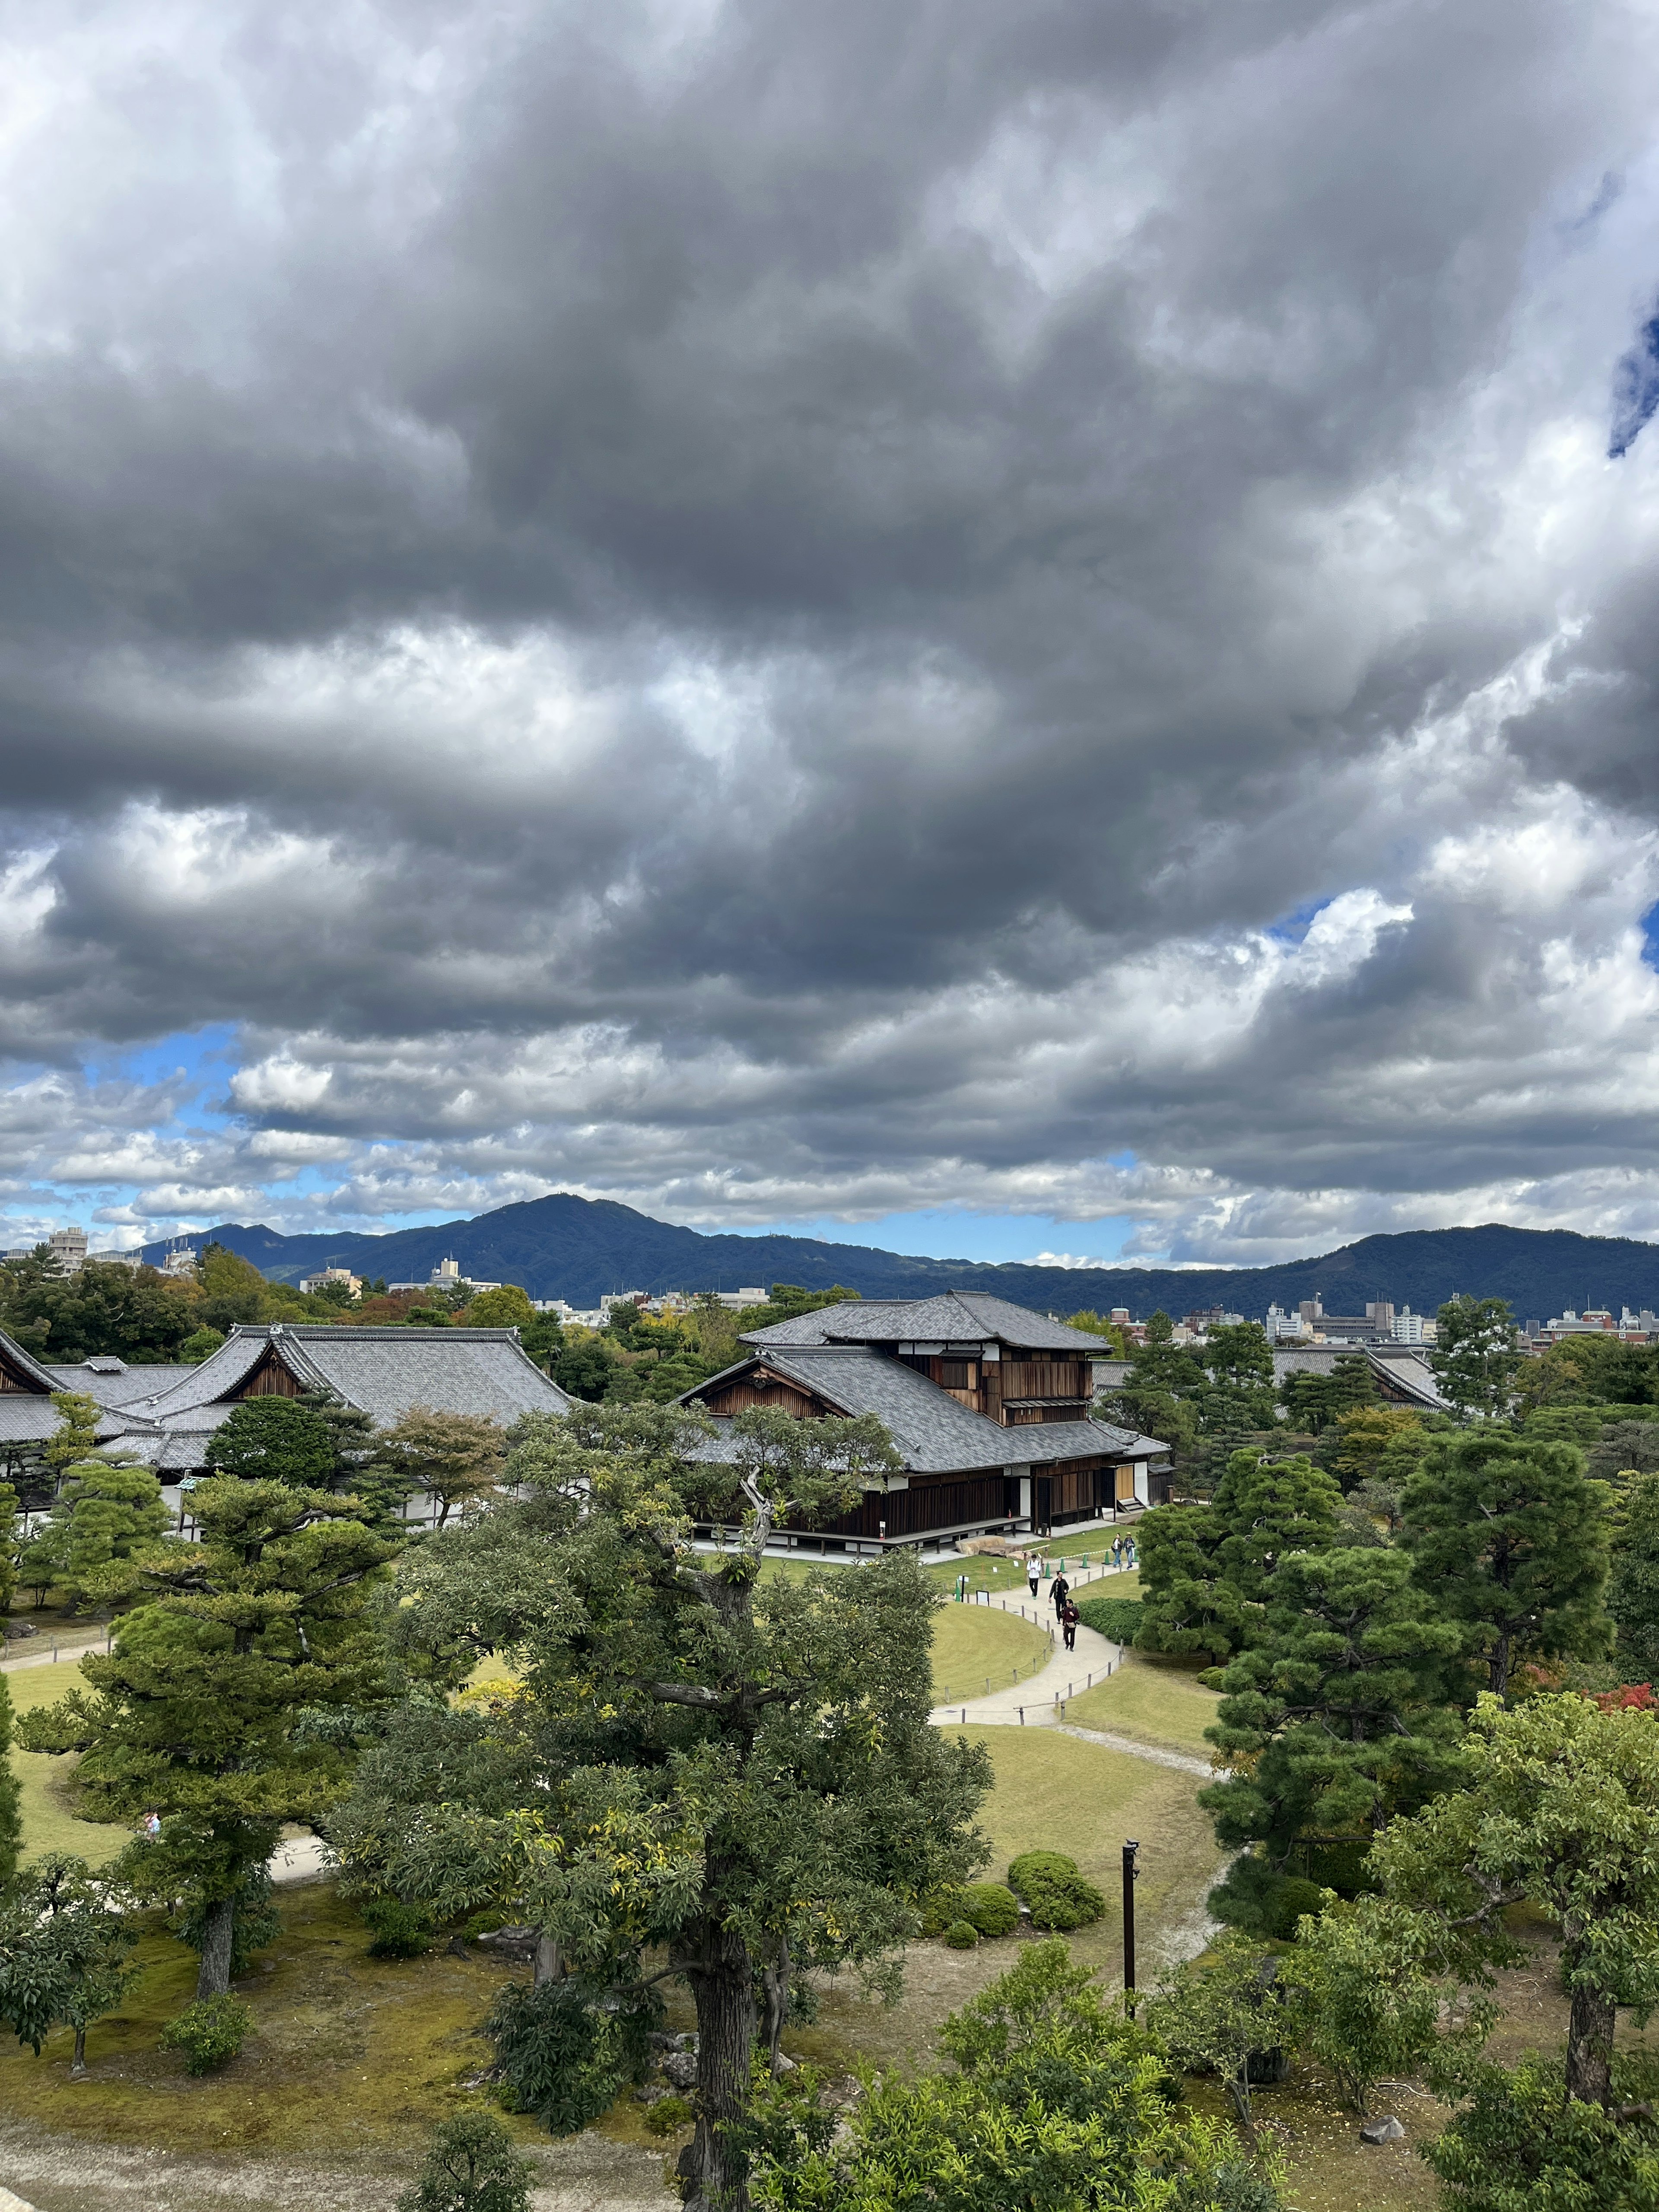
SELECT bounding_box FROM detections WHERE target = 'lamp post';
[1122,1839,1140,2017]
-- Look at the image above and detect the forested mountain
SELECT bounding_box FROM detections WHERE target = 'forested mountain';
[135,1198,1659,1320]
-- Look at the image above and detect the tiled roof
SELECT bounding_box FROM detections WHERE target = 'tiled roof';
[682,1347,1166,1476]
[1272,1345,1447,1411]
[48,1362,195,1408]
[0,1328,79,1396]
[744,1291,1108,1354]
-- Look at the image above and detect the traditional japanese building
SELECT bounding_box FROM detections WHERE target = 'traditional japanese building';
[679,1291,1171,1549]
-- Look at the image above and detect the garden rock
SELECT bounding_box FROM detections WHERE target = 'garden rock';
[660,2050,699,2090]
[474,1925,538,1961]
[1360,2115,1406,2145]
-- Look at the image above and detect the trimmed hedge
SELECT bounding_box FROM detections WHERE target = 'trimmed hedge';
[160,1994,254,2075]
[944,1920,980,1949]
[919,1888,965,1936]
[959,1882,1021,1938]
[1007,1850,1106,1932]
[1076,1595,1144,1646]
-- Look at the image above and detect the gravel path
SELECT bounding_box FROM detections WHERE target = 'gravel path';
[928,1562,1135,1728]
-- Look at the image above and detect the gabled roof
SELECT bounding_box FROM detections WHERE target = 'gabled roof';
[1272,1345,1448,1412]
[48,1361,195,1408]
[743,1290,1108,1355]
[123,1324,574,1432]
[681,1346,1166,1476]
[0,1328,79,1396]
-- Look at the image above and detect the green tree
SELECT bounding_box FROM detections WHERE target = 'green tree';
[550,1331,622,1402]
[1283,1892,1492,2115]
[1146,1929,1294,2125]
[0,1851,138,2071]
[397,2112,535,2212]
[375,1407,505,1528]
[44,1392,103,1485]
[1104,1312,1205,1460]
[203,1397,336,1489]
[1132,1503,1246,1663]
[1211,1450,1342,1602]
[1201,1547,1464,1913]
[331,1402,989,2212]
[193,1242,277,1332]
[1423,2056,1659,2211]
[0,1673,22,1885]
[179,1326,226,1363]
[1064,1309,1129,1356]
[0,1259,197,1364]
[1431,1295,1523,1422]
[1400,1430,1611,1699]
[1135,1451,1341,1665]
[1517,1335,1658,1417]
[1373,1691,1659,2109]
[462,1285,537,1330]
[1610,1476,1659,1685]
[1330,1404,1421,1491]
[749,1938,1280,2212]
[0,1473,17,1616]
[17,1476,398,1996]
[21,1458,172,1612]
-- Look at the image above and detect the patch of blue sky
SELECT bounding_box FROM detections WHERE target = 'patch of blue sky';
[1610,304,1659,459]
[1641,901,1659,973]
[730,1208,1141,1267]
[1264,897,1328,946]
[81,1023,240,1128]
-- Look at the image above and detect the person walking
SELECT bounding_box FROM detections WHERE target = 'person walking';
[1062,1599,1079,1653]
[1111,1535,1123,1570]
[1051,1569,1070,1620]
[1026,1551,1041,1598]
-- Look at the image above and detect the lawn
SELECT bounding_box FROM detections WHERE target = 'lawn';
[1064,1650,1220,1753]
[7,1656,132,1866]
[930,1605,1051,1704]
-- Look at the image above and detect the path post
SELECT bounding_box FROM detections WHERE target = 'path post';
[1122,1840,1140,2017]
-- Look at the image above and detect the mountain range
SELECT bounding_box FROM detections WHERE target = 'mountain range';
[133,1195,1659,1323]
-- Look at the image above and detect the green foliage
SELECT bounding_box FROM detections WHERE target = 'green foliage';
[1074,1595,1144,1645]
[1589,1420,1659,1487]
[746,1939,1282,2212]
[331,1399,991,2212]
[45,1391,102,1475]
[944,1919,979,1948]
[1200,1545,1465,1868]
[375,1406,505,1527]
[919,1887,965,1936]
[1007,1851,1105,1932]
[0,1260,198,1365]
[1136,1451,1342,1666]
[1430,1294,1523,1421]
[463,1286,537,1329]
[362,1897,434,1958]
[1282,1892,1491,2115]
[1519,1333,1659,1416]
[1103,1313,1206,1461]
[958,1882,1020,1937]
[17,1475,398,1998]
[0,1674,26,1892]
[645,2091,694,2138]
[0,1851,138,2066]
[1400,1428,1612,1699]
[174,1866,282,1978]
[179,1327,226,1363]
[22,1457,171,1611]
[1279,1353,1377,1437]
[1329,1404,1425,1491]
[1146,1931,1295,2125]
[159,1993,254,2073]
[486,1974,658,2135]
[203,1397,337,1489]
[1373,1691,1659,2108]
[1263,1877,1325,1942]
[1424,2057,1659,2211]
[1611,1474,1659,1685]
[548,1332,622,1402]
[194,1243,283,1332]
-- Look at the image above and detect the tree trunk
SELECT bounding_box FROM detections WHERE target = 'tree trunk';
[197,1895,235,1998]
[534,1932,565,1986]
[760,1933,789,2075]
[71,2024,86,2075]
[1566,1981,1617,2107]
[680,1915,756,2212]
[1488,1630,1510,1702]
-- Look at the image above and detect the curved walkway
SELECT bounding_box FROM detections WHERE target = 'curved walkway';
[928,1578,1122,1729]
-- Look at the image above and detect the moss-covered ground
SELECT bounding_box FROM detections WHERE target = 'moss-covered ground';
[8,1655,133,1864]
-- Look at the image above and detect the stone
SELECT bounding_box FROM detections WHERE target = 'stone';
[660,2050,699,2090]
[474,1925,538,1960]
[1360,2116,1406,2145]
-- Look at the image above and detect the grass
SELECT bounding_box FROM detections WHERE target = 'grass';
[930,1605,1050,1704]
[1064,1651,1221,1754]
[7,1656,131,1866]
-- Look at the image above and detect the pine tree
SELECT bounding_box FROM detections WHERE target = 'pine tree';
[1430,1295,1523,1422]
[1608,1474,1659,1687]
[21,1459,171,1612]
[0,1673,22,1886]
[203,1396,336,1488]
[1400,1430,1611,1699]
[17,1476,397,1996]
[44,1392,102,1488]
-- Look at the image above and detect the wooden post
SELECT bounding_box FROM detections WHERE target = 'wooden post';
[1122,1840,1140,2017]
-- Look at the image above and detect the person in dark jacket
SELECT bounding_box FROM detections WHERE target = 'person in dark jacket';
[1051,1570,1070,1619]
[1062,1599,1080,1652]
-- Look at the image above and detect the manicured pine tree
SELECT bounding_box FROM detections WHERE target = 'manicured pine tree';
[202,1395,336,1488]
[20,1458,172,1612]
[1400,1430,1611,1699]
[1136,1449,1341,1663]
[1201,1546,1464,1910]
[1429,1294,1523,1422]
[17,1474,398,1996]
[1210,1449,1341,1602]
[44,1392,102,1490]
[1608,1472,1659,1687]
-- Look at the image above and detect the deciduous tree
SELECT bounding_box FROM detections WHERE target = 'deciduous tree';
[1610,1475,1659,1686]
[375,1407,505,1528]
[0,1852,137,2072]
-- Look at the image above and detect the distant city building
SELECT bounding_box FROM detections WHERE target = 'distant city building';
[48,1226,88,1272]
[161,1244,199,1278]
[300,1267,363,1296]
[1390,1305,1426,1346]
[387,1255,502,1296]
[1183,1307,1245,1334]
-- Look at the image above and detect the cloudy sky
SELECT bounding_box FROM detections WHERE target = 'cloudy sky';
[4,0,1659,1271]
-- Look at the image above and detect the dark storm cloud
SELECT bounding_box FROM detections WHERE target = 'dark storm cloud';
[1,0,1659,1256]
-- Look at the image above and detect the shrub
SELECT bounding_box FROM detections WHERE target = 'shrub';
[919,1886,965,1936]
[159,1993,254,2075]
[486,1974,660,2136]
[1265,1877,1327,1943]
[1076,1595,1145,1646]
[645,2093,694,2138]
[1008,1850,1106,1932]
[944,1920,980,1949]
[362,1897,434,1959]
[397,2111,535,2212]
[960,1882,1020,1938]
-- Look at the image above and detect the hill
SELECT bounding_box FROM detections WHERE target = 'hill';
[136,1197,1659,1322]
